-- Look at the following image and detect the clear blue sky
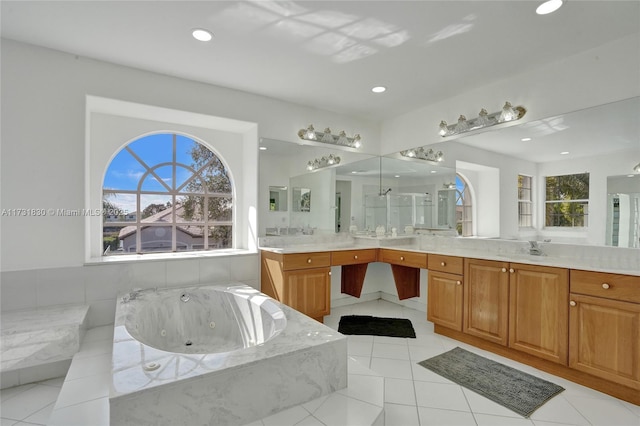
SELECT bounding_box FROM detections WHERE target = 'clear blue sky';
[104,133,198,191]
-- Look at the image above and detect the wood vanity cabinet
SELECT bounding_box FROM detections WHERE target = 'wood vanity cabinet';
[508,263,569,365]
[378,249,427,300]
[331,249,378,298]
[260,250,331,322]
[463,259,569,364]
[463,258,510,346]
[427,255,464,331]
[569,270,640,390]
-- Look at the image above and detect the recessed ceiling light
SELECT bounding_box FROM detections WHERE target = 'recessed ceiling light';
[192,29,213,42]
[627,174,635,178]
[259,146,267,151]
[521,137,532,142]
[560,151,569,155]
[394,175,400,178]
[371,86,387,93]
[430,170,437,174]
[536,0,563,15]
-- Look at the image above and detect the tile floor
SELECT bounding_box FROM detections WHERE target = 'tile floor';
[1,299,640,426]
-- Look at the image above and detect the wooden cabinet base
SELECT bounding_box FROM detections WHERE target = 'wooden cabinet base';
[434,325,640,406]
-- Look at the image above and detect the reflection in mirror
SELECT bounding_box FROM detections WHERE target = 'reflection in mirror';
[268,186,288,212]
[292,187,311,212]
[338,156,456,235]
[446,96,639,246]
[259,138,375,236]
[606,174,640,248]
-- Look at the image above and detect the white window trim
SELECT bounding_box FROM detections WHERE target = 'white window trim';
[85,96,258,264]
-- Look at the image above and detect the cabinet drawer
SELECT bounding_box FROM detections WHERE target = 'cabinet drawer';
[570,270,640,303]
[331,249,378,266]
[282,252,331,270]
[379,249,427,269]
[428,254,463,275]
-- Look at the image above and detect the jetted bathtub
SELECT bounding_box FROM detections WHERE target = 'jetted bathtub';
[109,283,347,426]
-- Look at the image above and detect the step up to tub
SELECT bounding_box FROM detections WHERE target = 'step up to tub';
[0,304,89,388]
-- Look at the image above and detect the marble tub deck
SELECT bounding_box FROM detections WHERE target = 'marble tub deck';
[0,304,89,385]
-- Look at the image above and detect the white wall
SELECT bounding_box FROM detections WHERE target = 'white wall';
[1,39,379,271]
[0,39,378,327]
[380,35,640,155]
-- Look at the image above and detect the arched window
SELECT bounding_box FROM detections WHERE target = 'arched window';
[102,133,233,255]
[456,173,473,237]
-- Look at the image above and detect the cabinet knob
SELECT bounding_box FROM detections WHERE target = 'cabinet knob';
[509,268,515,273]
[569,301,577,307]
[307,258,312,264]
[501,268,507,273]
[456,281,462,285]
[354,255,358,260]
[441,262,446,267]
[602,283,610,289]
[328,271,331,276]
[400,256,405,261]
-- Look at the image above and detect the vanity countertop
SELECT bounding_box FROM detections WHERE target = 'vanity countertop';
[259,235,640,277]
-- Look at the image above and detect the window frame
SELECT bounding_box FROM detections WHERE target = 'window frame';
[86,95,258,264]
[518,174,533,228]
[103,133,234,255]
[544,172,590,228]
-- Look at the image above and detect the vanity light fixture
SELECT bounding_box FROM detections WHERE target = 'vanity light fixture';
[306,154,341,171]
[298,125,361,148]
[399,147,444,163]
[439,101,527,137]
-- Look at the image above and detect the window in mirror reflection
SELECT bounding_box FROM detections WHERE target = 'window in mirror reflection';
[292,187,311,212]
[268,186,288,212]
[455,174,473,236]
[518,174,533,227]
[545,173,589,227]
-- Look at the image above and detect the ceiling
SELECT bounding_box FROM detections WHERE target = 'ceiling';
[2,0,639,122]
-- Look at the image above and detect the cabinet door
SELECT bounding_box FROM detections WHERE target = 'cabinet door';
[464,258,510,345]
[569,293,640,390]
[427,271,463,331]
[509,264,569,364]
[284,268,331,321]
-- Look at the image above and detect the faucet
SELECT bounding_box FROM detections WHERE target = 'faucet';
[528,241,543,256]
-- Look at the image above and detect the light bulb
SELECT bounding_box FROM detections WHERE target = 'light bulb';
[499,102,516,122]
[328,155,335,165]
[305,125,316,140]
[352,134,361,148]
[306,161,313,171]
[455,115,469,133]
[476,108,490,127]
[337,131,349,146]
[407,149,416,157]
[439,121,449,136]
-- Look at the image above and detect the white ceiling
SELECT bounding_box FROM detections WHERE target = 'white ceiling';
[2,0,639,122]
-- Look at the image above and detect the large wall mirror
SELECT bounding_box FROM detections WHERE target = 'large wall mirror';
[259,97,639,246]
[444,96,639,248]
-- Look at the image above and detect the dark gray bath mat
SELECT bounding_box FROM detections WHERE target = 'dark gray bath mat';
[338,315,416,338]
[418,347,564,417]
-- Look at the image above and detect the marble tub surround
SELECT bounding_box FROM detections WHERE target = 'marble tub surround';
[109,283,347,426]
[1,304,89,387]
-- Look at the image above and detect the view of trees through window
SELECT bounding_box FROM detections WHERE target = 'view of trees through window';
[102,133,233,255]
[545,173,589,227]
[518,174,533,227]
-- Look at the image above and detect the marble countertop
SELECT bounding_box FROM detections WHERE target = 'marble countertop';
[259,235,640,277]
